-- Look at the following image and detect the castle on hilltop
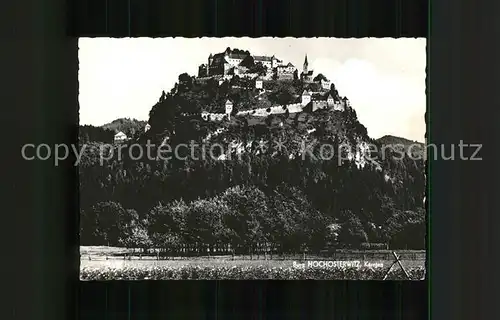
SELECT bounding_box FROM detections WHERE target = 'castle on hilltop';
[197,49,330,89]
[194,48,350,122]
[198,47,293,79]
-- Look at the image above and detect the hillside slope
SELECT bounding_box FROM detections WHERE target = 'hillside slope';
[101,118,147,136]
[79,62,426,251]
[376,135,425,159]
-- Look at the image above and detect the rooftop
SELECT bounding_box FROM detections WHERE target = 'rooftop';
[253,55,273,62]
[227,52,248,60]
[278,62,295,68]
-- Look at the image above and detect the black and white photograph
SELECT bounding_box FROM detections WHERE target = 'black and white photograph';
[77,37,426,280]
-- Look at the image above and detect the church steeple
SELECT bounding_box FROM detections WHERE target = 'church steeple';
[303,54,309,73]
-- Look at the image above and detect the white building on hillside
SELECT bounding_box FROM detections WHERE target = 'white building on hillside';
[333,102,345,111]
[301,90,312,106]
[114,131,127,143]
[319,78,331,90]
[253,55,278,69]
[327,94,335,106]
[225,99,233,119]
[255,78,263,89]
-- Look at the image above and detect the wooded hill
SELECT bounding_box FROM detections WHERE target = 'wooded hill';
[78,72,426,252]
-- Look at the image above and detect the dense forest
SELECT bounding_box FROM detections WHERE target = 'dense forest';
[79,72,426,253]
[79,118,147,144]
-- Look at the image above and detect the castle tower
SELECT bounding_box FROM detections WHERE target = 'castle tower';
[301,90,311,106]
[271,55,277,68]
[303,54,309,74]
[327,94,334,106]
[207,53,213,75]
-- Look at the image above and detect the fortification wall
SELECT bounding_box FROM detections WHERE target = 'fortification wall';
[204,99,343,122]
[242,73,259,79]
[196,76,213,81]
[201,113,226,121]
[333,102,345,111]
[236,102,304,117]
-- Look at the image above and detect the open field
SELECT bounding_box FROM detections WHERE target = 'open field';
[81,256,425,269]
[81,246,425,257]
[80,246,425,280]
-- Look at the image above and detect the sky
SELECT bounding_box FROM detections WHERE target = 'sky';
[78,38,426,142]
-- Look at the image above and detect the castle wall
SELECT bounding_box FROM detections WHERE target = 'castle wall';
[301,95,311,105]
[205,99,343,122]
[208,64,224,76]
[236,102,304,117]
[242,73,259,79]
[278,73,294,80]
[333,102,345,111]
[236,110,253,116]
[287,103,303,113]
[254,60,272,69]
[196,76,213,83]
[269,106,284,114]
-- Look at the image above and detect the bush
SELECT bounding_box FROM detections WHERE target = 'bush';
[81,265,425,280]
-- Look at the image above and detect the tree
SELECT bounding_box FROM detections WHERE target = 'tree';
[265,114,273,127]
[313,73,328,82]
[147,200,188,248]
[91,201,130,246]
[186,197,232,247]
[79,60,426,254]
[178,73,193,92]
[79,125,114,144]
[384,209,425,249]
[249,62,267,76]
[329,83,341,100]
[337,213,368,248]
[80,208,97,245]
[221,186,267,250]
[119,209,153,250]
[240,55,255,68]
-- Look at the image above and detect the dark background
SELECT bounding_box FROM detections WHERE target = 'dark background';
[1,0,495,318]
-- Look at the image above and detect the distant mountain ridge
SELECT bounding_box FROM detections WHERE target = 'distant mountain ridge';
[377,135,423,146]
[376,135,425,159]
[101,117,147,135]
[79,118,147,144]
